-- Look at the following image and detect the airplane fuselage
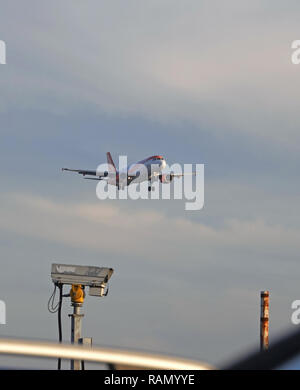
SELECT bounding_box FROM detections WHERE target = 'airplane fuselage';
[108,155,167,188]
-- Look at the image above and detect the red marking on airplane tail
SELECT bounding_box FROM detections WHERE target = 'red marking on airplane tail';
[107,152,117,173]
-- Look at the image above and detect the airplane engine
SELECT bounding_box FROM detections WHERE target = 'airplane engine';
[159,173,173,183]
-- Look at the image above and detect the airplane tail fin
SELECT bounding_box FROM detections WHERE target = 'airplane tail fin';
[106,152,116,173]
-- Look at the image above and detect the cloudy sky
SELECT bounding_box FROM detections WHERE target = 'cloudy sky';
[0,1,300,368]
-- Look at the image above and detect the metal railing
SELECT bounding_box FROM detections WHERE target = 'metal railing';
[0,338,214,370]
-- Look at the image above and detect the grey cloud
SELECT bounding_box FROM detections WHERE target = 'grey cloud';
[0,2,300,147]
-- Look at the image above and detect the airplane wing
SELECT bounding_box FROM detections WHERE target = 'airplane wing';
[151,171,197,184]
[170,172,196,178]
[62,168,108,178]
[152,172,196,178]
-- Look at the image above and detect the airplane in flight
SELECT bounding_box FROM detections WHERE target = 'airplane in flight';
[62,152,193,191]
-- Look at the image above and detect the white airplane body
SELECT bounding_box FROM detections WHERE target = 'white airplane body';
[63,152,192,190]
